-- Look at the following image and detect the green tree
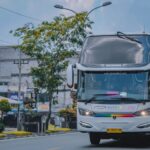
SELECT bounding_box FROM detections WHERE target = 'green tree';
[0,99,11,120]
[11,12,92,128]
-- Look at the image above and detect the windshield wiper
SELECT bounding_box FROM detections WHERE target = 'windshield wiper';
[111,97,150,104]
[85,93,118,104]
[117,31,142,44]
[85,95,150,105]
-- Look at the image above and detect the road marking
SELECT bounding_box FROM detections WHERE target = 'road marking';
[48,147,60,150]
[0,132,77,142]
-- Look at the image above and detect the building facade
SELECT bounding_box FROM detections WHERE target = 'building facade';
[0,46,37,97]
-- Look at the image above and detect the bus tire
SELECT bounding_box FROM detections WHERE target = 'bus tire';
[89,133,101,145]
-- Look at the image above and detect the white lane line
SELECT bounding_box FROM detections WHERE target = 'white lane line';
[48,147,60,150]
[0,132,77,142]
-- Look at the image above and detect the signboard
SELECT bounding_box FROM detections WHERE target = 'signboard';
[8,93,24,101]
[37,102,49,112]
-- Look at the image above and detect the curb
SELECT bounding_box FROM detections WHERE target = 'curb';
[0,130,76,140]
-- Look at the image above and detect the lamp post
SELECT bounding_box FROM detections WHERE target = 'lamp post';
[54,1,112,16]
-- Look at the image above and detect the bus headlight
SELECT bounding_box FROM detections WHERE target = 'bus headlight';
[135,108,150,117]
[78,108,95,116]
[137,122,150,128]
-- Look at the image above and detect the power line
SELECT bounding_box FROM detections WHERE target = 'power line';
[0,39,13,45]
[0,6,42,22]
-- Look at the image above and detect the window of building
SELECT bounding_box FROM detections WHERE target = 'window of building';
[0,82,8,86]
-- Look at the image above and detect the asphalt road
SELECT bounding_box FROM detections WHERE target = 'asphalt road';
[0,132,150,150]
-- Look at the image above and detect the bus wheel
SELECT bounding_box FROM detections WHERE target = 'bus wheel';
[89,133,101,145]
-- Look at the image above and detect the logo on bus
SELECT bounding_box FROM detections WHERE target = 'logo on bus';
[112,115,117,120]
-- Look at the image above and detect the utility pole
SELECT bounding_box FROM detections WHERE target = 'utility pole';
[16,40,30,130]
[17,39,22,131]
[63,84,66,106]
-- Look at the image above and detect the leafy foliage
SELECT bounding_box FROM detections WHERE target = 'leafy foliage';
[0,99,11,115]
[0,123,4,133]
[0,99,11,130]
[11,13,92,93]
[58,107,76,117]
[11,12,92,126]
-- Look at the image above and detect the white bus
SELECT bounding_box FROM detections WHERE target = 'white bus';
[67,33,150,145]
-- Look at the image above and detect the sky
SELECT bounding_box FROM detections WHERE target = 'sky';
[0,0,150,45]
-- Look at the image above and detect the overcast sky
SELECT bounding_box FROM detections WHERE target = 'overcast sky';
[0,0,150,45]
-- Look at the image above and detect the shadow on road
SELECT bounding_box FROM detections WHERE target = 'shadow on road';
[82,139,150,149]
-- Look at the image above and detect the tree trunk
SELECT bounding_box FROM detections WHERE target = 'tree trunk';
[1,111,4,122]
[46,91,53,130]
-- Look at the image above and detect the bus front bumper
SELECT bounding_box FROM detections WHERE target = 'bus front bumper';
[78,117,150,134]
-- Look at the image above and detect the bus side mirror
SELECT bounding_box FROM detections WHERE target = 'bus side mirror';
[67,64,74,88]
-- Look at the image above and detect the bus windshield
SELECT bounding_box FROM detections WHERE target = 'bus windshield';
[80,35,150,66]
[77,71,149,102]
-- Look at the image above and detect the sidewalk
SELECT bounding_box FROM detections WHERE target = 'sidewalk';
[0,125,74,140]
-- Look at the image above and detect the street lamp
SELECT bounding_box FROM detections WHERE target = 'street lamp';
[87,1,112,17]
[54,4,77,15]
[54,1,112,16]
